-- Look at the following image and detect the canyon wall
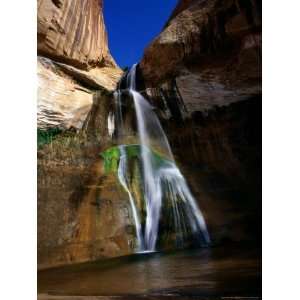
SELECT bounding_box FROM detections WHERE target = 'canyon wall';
[37,0,115,69]
[37,0,122,131]
[139,0,261,245]
[37,0,127,269]
[38,90,140,269]
[140,0,261,112]
[38,0,262,269]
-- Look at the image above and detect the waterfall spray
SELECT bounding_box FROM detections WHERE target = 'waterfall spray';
[114,64,210,251]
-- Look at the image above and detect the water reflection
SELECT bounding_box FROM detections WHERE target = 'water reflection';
[38,246,261,298]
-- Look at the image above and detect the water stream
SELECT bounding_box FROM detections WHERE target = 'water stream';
[113,64,210,251]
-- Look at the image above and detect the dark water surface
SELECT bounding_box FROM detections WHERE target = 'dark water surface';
[38,245,261,299]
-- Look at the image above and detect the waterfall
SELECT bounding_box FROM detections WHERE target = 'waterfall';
[107,112,115,138]
[114,64,210,252]
[118,145,145,251]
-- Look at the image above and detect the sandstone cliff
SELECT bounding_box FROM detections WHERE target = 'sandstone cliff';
[38,0,262,269]
[37,0,126,269]
[37,56,122,130]
[37,0,123,131]
[140,0,261,113]
[138,0,262,246]
[38,92,136,269]
[38,0,115,69]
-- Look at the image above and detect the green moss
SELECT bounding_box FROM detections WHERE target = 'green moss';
[37,128,62,148]
[100,144,173,175]
[101,146,121,173]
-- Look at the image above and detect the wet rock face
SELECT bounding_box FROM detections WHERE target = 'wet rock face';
[37,0,127,269]
[38,92,137,269]
[37,0,115,69]
[165,96,262,246]
[38,160,136,269]
[37,0,262,269]
[140,0,261,113]
[138,0,262,245]
[156,95,260,247]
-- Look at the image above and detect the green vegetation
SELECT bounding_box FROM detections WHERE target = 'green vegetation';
[37,128,96,164]
[100,144,173,174]
[101,146,121,173]
[37,128,62,148]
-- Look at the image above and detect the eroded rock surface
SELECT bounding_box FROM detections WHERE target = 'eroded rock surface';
[37,0,262,270]
[37,56,122,131]
[37,0,123,131]
[37,0,128,269]
[38,57,93,130]
[140,0,261,113]
[38,92,136,269]
[138,0,262,245]
[37,0,115,69]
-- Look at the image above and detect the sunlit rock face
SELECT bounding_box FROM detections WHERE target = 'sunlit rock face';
[37,0,115,69]
[37,56,122,131]
[37,0,127,269]
[37,0,123,131]
[37,0,262,269]
[38,57,93,130]
[140,0,261,113]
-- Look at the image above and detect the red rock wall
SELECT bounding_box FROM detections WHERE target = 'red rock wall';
[140,0,261,112]
[138,0,262,245]
[37,0,122,131]
[38,0,115,69]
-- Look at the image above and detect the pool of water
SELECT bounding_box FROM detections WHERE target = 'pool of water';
[38,245,261,299]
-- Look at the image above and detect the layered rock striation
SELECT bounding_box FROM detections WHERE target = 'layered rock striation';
[37,56,122,130]
[37,0,122,131]
[37,0,115,69]
[37,0,126,268]
[37,0,262,269]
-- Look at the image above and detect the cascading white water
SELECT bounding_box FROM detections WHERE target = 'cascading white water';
[116,64,210,251]
[131,89,168,250]
[118,145,144,250]
[107,111,115,138]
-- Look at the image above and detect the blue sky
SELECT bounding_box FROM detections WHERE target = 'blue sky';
[103,1,178,68]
